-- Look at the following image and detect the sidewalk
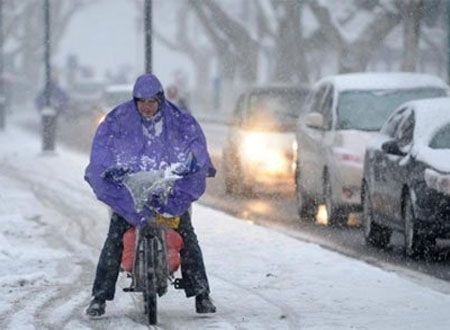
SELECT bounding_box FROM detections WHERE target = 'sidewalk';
[1,112,450,329]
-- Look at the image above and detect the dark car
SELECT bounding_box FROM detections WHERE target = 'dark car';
[361,97,450,257]
[222,85,310,195]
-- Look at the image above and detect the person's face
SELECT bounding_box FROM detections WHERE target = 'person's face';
[136,98,159,118]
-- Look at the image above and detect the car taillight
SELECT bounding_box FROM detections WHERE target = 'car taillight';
[340,154,360,162]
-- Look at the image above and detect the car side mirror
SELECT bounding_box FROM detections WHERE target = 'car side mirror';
[381,140,405,156]
[305,112,324,129]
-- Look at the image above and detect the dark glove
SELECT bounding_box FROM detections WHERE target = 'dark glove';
[172,152,200,176]
[102,166,130,184]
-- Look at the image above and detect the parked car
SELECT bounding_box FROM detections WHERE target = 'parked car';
[69,79,105,117]
[362,97,450,257]
[222,85,310,195]
[295,72,449,224]
[94,84,134,125]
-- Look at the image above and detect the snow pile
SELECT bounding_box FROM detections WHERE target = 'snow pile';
[1,113,450,329]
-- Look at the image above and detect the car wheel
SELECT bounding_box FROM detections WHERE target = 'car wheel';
[223,151,253,197]
[403,194,434,258]
[224,168,237,194]
[295,168,317,220]
[363,186,391,248]
[323,174,346,226]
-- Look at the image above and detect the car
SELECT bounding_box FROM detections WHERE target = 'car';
[94,84,134,125]
[69,79,106,117]
[362,97,450,257]
[222,84,310,195]
[295,72,449,224]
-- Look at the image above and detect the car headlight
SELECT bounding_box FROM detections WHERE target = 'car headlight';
[96,113,107,125]
[241,132,266,160]
[240,132,290,175]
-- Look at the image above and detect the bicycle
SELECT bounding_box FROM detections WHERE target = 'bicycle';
[123,215,184,325]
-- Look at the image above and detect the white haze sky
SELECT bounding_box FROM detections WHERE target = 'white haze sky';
[55,0,192,86]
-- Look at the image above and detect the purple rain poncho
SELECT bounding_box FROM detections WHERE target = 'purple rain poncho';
[84,74,215,227]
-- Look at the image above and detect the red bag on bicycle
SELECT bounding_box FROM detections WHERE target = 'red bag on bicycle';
[121,227,184,274]
[122,228,136,272]
[165,228,184,274]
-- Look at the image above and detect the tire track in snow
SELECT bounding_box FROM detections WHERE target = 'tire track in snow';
[209,272,302,329]
[0,164,103,329]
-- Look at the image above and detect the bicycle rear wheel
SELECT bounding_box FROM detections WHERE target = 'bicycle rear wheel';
[143,237,158,325]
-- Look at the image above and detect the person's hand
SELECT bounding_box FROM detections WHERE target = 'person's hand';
[102,166,130,183]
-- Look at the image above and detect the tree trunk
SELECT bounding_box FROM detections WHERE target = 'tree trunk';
[401,0,424,71]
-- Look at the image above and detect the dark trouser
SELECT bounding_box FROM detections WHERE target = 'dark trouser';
[92,210,210,301]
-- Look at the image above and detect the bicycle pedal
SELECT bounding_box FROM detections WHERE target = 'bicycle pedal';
[173,278,185,290]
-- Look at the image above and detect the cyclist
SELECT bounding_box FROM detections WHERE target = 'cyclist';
[84,73,216,317]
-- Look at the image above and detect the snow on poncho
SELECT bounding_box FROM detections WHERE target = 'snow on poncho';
[84,74,215,227]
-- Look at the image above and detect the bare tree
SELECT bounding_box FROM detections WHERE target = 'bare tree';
[190,0,259,85]
[4,0,100,88]
[401,0,424,71]
[306,0,402,73]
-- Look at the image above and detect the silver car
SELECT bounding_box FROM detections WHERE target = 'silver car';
[295,72,449,225]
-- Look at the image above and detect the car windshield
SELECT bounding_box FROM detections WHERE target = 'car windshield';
[73,82,104,95]
[337,88,447,131]
[247,89,308,125]
[104,91,131,106]
[430,123,450,149]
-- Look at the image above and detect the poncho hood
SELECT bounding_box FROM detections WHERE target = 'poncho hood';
[133,73,165,102]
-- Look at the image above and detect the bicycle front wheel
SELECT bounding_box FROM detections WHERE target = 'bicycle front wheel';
[143,237,157,325]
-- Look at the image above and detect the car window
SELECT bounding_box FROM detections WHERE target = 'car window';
[380,107,408,137]
[309,85,328,114]
[246,88,308,127]
[318,86,333,130]
[336,88,447,131]
[430,123,450,149]
[395,110,415,148]
[103,90,132,107]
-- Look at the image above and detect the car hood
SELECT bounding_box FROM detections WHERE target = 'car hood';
[335,130,378,160]
[414,146,450,174]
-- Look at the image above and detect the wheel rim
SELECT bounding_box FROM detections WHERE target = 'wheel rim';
[363,191,372,239]
[404,198,414,254]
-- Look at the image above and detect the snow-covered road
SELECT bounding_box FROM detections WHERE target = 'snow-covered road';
[2,112,450,329]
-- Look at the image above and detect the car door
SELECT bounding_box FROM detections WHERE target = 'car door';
[318,85,335,184]
[370,108,407,221]
[298,84,329,196]
[375,108,414,228]
[382,109,415,227]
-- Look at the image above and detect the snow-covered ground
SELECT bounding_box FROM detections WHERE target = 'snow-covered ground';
[2,112,450,329]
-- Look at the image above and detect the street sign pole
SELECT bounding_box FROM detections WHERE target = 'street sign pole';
[42,0,57,152]
[144,0,152,74]
[448,0,450,83]
[0,0,5,131]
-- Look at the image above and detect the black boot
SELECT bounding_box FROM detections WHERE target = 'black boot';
[86,297,106,317]
[195,292,216,314]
